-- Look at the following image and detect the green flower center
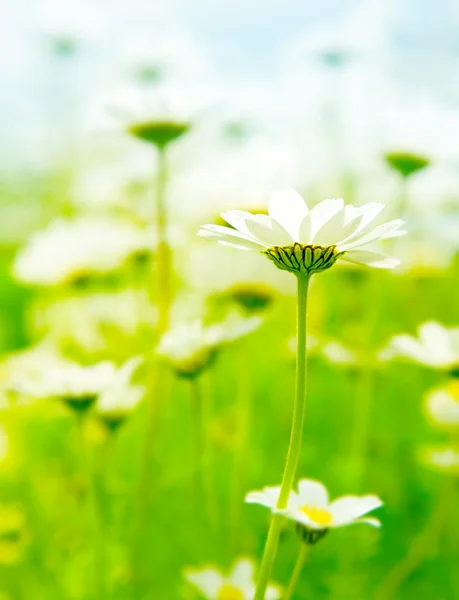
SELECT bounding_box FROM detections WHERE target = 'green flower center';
[128,121,190,147]
[263,243,342,275]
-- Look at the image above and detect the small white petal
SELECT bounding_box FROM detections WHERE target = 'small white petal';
[244,215,293,246]
[266,583,283,600]
[339,220,405,251]
[229,559,255,588]
[296,479,329,508]
[184,568,224,597]
[221,210,256,236]
[339,250,400,269]
[312,208,363,246]
[342,202,385,241]
[330,494,383,527]
[298,213,313,244]
[307,198,344,239]
[245,486,281,509]
[268,189,309,240]
[357,517,381,528]
[198,225,265,251]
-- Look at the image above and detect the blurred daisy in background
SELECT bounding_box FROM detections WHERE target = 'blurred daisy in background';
[421,446,459,476]
[13,217,154,287]
[382,321,459,374]
[424,381,459,429]
[184,557,282,600]
[157,312,262,378]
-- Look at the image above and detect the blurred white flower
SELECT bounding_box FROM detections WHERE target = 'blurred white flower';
[199,190,405,274]
[184,557,281,600]
[13,217,153,286]
[157,313,262,378]
[425,382,459,428]
[383,321,459,372]
[421,446,459,475]
[96,358,144,430]
[15,357,139,414]
[33,289,157,354]
[321,341,358,366]
[246,479,382,543]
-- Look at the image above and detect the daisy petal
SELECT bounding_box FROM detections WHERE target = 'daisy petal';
[244,215,293,246]
[296,479,329,507]
[266,583,283,600]
[245,486,281,508]
[184,568,224,597]
[358,517,381,528]
[221,210,258,236]
[268,189,309,240]
[307,198,344,239]
[198,225,265,250]
[342,202,385,241]
[312,208,363,246]
[339,250,400,269]
[229,559,255,587]
[330,494,383,526]
[339,220,405,251]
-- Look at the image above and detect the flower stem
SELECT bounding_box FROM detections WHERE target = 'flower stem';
[284,544,310,600]
[254,273,311,600]
[155,145,172,334]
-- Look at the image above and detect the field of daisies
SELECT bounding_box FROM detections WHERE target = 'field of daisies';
[1,3,459,600]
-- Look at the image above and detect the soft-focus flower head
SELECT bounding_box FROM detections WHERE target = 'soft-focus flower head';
[424,381,459,429]
[421,446,459,476]
[198,190,405,276]
[383,321,459,375]
[184,557,282,600]
[216,283,277,314]
[157,313,262,378]
[384,151,430,179]
[16,358,138,415]
[96,358,144,431]
[246,478,383,545]
[13,217,153,287]
[108,84,191,148]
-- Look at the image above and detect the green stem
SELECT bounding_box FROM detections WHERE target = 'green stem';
[284,544,309,600]
[229,340,251,552]
[254,273,311,600]
[155,145,172,334]
[373,479,454,600]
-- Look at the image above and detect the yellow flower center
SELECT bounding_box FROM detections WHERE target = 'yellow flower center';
[217,584,245,600]
[299,505,333,527]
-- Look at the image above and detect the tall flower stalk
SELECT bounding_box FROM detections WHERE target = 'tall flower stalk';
[199,189,405,597]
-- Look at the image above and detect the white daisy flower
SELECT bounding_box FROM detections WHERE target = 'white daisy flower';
[383,321,459,373]
[16,357,139,414]
[13,217,153,287]
[246,479,382,544]
[198,190,405,275]
[106,83,191,147]
[157,312,262,378]
[421,446,459,475]
[96,358,144,431]
[424,381,459,428]
[184,557,282,600]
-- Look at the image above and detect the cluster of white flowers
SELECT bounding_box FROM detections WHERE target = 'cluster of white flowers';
[13,217,153,286]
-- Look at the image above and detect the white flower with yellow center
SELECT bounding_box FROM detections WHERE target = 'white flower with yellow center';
[425,381,459,428]
[198,190,405,275]
[184,558,281,600]
[157,313,262,378]
[384,321,459,373]
[246,479,382,543]
[13,217,153,286]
